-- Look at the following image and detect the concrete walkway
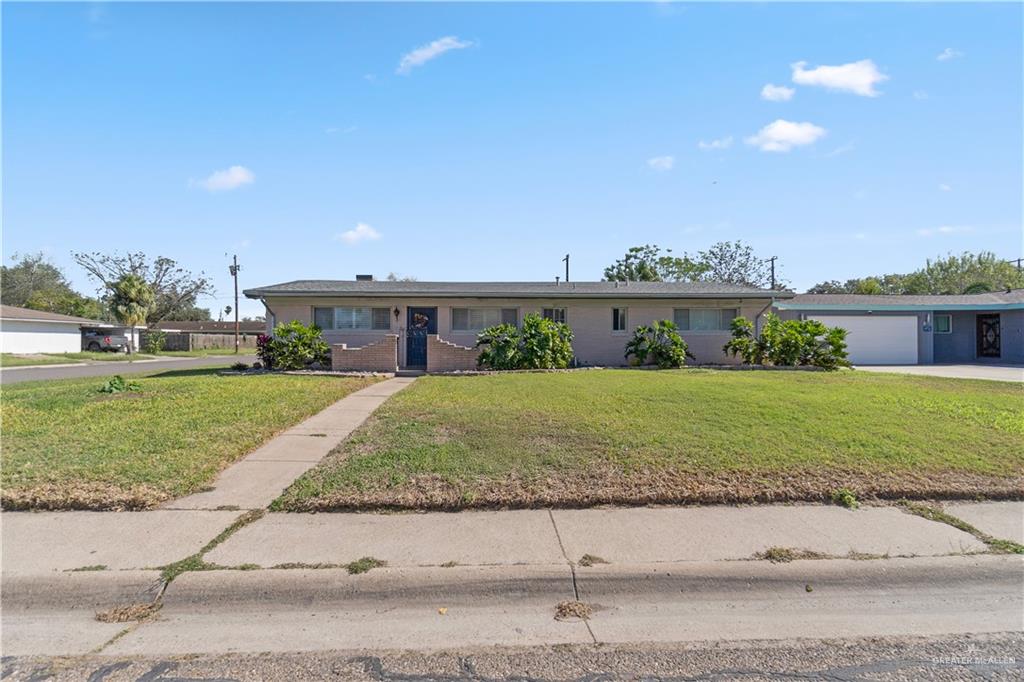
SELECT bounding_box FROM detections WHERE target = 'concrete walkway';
[857,363,1024,382]
[164,376,416,510]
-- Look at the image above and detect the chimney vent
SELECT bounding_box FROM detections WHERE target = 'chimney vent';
[355,274,374,282]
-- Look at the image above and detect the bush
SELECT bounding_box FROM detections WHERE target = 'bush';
[142,330,166,354]
[98,375,140,394]
[624,320,690,368]
[723,313,849,370]
[256,334,275,369]
[230,361,249,371]
[257,321,330,371]
[476,313,574,370]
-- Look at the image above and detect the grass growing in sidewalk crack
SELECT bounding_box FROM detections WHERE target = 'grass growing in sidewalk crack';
[159,509,265,582]
[95,602,162,623]
[554,600,593,621]
[66,564,107,572]
[755,547,830,563]
[898,501,1024,554]
[577,554,609,567]
[345,556,386,574]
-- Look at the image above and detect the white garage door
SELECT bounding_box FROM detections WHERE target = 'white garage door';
[812,315,919,365]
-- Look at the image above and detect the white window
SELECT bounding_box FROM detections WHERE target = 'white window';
[313,307,391,331]
[542,308,567,324]
[673,308,737,331]
[934,314,952,334]
[612,308,628,332]
[451,308,518,331]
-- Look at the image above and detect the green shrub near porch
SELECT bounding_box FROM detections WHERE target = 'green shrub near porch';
[475,313,574,370]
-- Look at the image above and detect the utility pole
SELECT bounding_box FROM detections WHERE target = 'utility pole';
[229,255,242,354]
[768,256,778,290]
[562,254,570,283]
[1009,257,1023,272]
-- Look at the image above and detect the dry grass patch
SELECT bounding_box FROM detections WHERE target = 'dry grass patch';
[95,602,162,623]
[555,600,593,621]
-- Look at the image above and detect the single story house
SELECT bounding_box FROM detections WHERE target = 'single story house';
[244,277,793,371]
[0,305,106,354]
[776,290,1024,365]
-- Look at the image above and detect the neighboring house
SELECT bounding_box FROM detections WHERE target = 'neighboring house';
[0,305,104,354]
[244,277,792,371]
[776,290,1024,365]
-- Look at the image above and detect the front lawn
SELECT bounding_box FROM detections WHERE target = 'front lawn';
[275,370,1024,511]
[1,353,81,367]
[1,370,379,510]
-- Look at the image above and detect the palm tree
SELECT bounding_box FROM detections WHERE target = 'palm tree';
[110,274,154,354]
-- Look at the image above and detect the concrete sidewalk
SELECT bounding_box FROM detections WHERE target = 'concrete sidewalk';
[2,501,1021,656]
[164,376,416,510]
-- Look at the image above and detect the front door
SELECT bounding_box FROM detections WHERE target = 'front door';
[976,314,1001,358]
[406,307,437,368]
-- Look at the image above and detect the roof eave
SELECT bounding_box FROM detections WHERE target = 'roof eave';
[776,302,1023,311]
[244,289,792,300]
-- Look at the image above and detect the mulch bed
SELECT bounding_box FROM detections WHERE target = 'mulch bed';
[279,465,1024,512]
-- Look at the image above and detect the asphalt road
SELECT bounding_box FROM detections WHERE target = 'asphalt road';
[3,633,1021,681]
[0,354,256,385]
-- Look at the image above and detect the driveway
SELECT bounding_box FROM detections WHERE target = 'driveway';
[0,354,256,385]
[857,363,1024,382]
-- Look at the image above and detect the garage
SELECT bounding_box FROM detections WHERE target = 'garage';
[812,315,919,365]
[0,305,97,355]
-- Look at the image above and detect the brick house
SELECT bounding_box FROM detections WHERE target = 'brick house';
[244,277,791,372]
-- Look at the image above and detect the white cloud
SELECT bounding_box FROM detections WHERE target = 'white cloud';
[697,136,733,151]
[193,165,254,192]
[937,47,963,62]
[939,183,952,192]
[760,84,794,102]
[397,36,473,75]
[825,141,856,157]
[917,225,972,237]
[745,120,826,152]
[647,155,675,171]
[335,222,381,245]
[791,59,889,97]
[913,90,929,100]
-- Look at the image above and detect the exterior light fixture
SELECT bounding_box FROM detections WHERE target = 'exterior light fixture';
[393,307,400,319]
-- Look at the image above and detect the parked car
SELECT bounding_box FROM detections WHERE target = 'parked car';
[81,328,130,353]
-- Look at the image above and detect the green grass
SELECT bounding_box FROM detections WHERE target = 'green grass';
[1,369,380,510]
[1,353,81,367]
[2,349,252,367]
[275,370,1024,511]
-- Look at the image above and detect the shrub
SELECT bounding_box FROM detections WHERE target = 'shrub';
[230,361,249,371]
[98,375,141,394]
[624,320,690,368]
[257,321,330,371]
[723,313,850,370]
[256,334,275,369]
[476,313,574,370]
[142,330,166,354]
[831,488,860,509]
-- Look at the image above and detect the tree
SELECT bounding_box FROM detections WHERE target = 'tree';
[1,252,105,319]
[386,272,418,282]
[603,245,708,282]
[72,251,214,324]
[805,251,1024,295]
[603,241,778,288]
[161,305,212,321]
[695,241,777,288]
[109,274,154,354]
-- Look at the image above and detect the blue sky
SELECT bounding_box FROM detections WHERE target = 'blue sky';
[4,2,1022,318]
